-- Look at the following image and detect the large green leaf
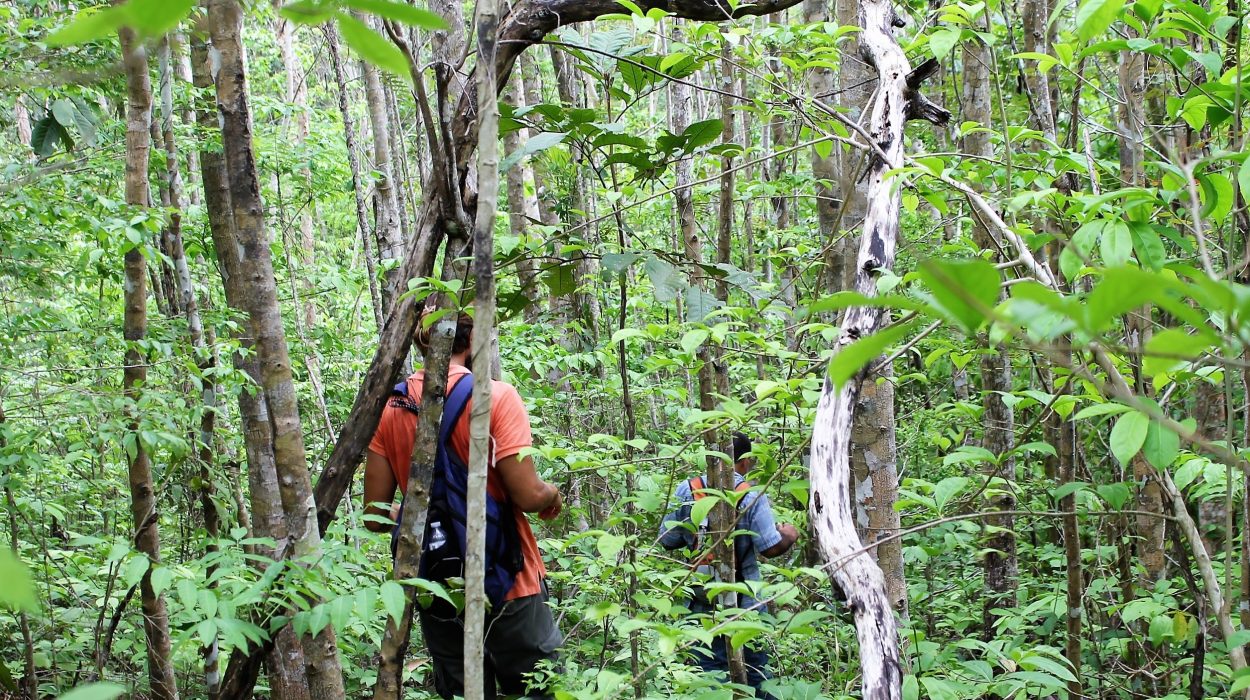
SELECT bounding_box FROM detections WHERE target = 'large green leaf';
[1100,220,1132,267]
[644,255,686,302]
[681,119,723,150]
[501,131,567,172]
[684,287,720,323]
[31,115,71,157]
[1074,0,1125,40]
[1110,411,1149,465]
[342,0,448,28]
[1142,420,1180,469]
[1142,328,1211,377]
[0,549,36,612]
[929,28,962,59]
[917,258,1001,333]
[829,319,919,389]
[335,13,411,81]
[57,683,127,700]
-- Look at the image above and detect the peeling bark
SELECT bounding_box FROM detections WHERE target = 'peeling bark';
[806,1,948,697]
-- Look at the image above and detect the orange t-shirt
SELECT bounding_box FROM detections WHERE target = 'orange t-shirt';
[367,365,546,601]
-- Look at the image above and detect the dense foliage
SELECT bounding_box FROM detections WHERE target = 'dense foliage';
[2,0,1250,697]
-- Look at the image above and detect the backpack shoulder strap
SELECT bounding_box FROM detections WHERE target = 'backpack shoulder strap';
[688,476,705,500]
[438,374,475,448]
[389,380,420,414]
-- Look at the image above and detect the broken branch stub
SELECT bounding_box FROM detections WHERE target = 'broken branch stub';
[807,1,946,699]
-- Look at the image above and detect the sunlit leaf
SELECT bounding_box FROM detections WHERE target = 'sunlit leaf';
[335,12,411,82]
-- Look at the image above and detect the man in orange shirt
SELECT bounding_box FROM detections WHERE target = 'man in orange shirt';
[364,312,563,699]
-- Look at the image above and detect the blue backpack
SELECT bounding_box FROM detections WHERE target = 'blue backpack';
[389,374,525,608]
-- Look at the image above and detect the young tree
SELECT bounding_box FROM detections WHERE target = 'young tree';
[118,23,180,700]
[204,0,347,696]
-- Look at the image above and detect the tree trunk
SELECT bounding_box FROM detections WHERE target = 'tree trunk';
[502,72,541,319]
[961,19,1017,634]
[204,2,347,697]
[806,0,848,294]
[273,1,318,329]
[357,19,406,313]
[1118,41,1167,585]
[806,1,947,697]
[670,25,745,686]
[464,3,501,694]
[326,23,385,331]
[118,24,180,700]
[159,31,222,696]
[1055,365,1083,695]
[549,45,601,348]
[191,20,313,700]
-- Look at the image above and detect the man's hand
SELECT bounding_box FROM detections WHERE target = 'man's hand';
[760,522,800,558]
[778,523,798,542]
[390,502,402,525]
[538,484,562,520]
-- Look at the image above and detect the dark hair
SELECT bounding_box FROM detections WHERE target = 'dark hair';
[732,432,752,463]
[414,309,474,355]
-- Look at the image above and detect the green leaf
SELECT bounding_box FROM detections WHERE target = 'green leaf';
[542,263,576,297]
[1142,420,1179,469]
[929,28,961,59]
[1100,221,1132,267]
[902,675,919,700]
[123,0,195,36]
[123,555,150,587]
[501,131,567,172]
[690,495,717,528]
[829,319,919,389]
[31,116,71,157]
[1133,0,1163,20]
[1143,328,1209,377]
[380,580,405,623]
[1238,157,1250,206]
[681,119,723,150]
[51,99,77,128]
[342,0,449,28]
[149,566,173,596]
[56,683,128,700]
[1060,220,1103,282]
[610,327,645,345]
[1148,614,1173,645]
[601,251,642,274]
[1052,481,1090,502]
[1200,172,1234,221]
[1110,411,1149,465]
[684,287,720,323]
[0,549,36,612]
[813,138,833,160]
[280,0,339,24]
[1074,0,1125,40]
[680,328,709,354]
[45,5,128,45]
[335,13,411,81]
[1128,222,1165,271]
[1073,402,1132,421]
[917,258,1001,333]
[1019,654,1077,682]
[933,476,969,513]
[71,99,98,146]
[1096,483,1132,509]
[644,255,686,302]
[596,532,627,560]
